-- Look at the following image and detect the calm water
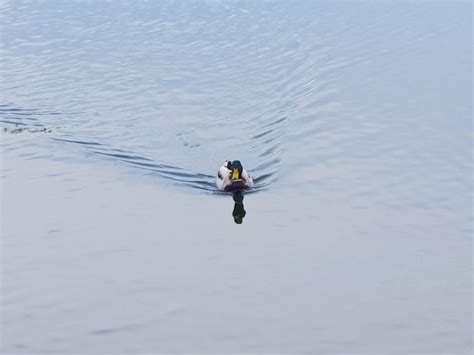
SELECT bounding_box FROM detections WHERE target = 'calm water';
[1,1,472,353]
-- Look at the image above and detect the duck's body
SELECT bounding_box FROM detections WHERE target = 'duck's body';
[216,160,254,192]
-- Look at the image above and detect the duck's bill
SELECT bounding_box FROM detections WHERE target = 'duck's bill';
[232,168,240,180]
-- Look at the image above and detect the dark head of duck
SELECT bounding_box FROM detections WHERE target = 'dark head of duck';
[228,160,243,180]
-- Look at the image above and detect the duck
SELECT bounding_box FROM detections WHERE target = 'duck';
[216,160,254,192]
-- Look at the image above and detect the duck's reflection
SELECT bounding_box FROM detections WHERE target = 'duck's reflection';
[232,190,246,224]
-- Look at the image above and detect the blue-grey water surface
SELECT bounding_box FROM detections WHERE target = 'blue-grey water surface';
[1,1,472,353]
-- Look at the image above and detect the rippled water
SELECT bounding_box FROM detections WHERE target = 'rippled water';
[1,1,472,353]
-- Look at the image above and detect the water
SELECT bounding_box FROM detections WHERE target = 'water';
[1,1,472,353]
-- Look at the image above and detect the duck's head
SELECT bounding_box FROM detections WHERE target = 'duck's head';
[231,160,243,181]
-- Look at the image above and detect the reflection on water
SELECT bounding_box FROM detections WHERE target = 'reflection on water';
[231,190,246,224]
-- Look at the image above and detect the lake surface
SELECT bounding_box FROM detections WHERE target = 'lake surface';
[1,1,472,353]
